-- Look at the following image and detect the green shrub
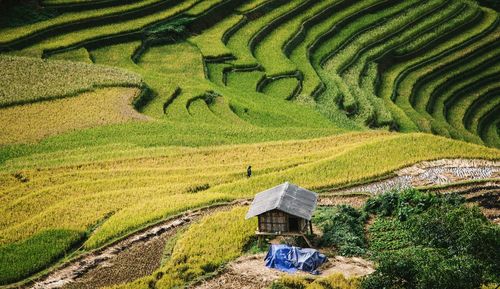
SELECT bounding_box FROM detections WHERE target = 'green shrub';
[362,247,484,289]
[363,188,464,220]
[313,205,367,256]
[407,205,499,282]
[364,191,499,288]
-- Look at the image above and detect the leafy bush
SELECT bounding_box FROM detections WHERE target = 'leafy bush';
[364,191,499,288]
[362,247,484,289]
[363,188,464,220]
[407,205,499,283]
[313,205,367,256]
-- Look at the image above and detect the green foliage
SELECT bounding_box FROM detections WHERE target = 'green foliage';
[362,247,484,289]
[368,218,413,252]
[363,188,464,220]
[313,205,367,256]
[407,205,500,282]
[364,191,499,288]
[0,229,84,285]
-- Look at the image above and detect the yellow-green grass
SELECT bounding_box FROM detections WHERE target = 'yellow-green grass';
[413,48,500,114]
[289,0,380,99]
[379,6,493,101]
[42,0,117,4]
[323,0,445,124]
[390,24,500,134]
[206,62,230,86]
[0,87,147,145]
[225,0,302,67]
[189,14,244,58]
[273,273,360,289]
[469,96,500,136]
[428,64,500,143]
[236,0,269,13]
[311,0,417,67]
[330,0,464,73]
[45,47,93,63]
[262,77,299,100]
[155,206,256,288]
[0,55,141,107]
[338,0,464,125]
[0,229,84,285]
[88,40,339,129]
[1,0,500,285]
[447,82,500,141]
[394,1,480,55]
[311,0,420,127]
[427,62,499,144]
[483,119,500,148]
[253,0,335,77]
[184,0,226,16]
[377,7,498,130]
[90,41,203,118]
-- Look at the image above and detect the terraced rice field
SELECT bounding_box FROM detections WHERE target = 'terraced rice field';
[0,0,499,288]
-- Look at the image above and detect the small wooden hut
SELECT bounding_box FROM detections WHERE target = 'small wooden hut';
[245,182,317,246]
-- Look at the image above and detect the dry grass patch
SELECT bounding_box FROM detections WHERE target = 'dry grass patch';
[0,87,148,145]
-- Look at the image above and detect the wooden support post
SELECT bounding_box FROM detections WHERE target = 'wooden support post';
[301,234,313,248]
[309,220,313,235]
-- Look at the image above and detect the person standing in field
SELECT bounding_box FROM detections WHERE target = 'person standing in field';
[247,165,252,178]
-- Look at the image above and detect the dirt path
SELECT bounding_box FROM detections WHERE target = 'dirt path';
[192,254,374,289]
[23,159,499,289]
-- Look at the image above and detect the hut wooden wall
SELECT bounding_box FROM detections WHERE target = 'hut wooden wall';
[258,209,307,233]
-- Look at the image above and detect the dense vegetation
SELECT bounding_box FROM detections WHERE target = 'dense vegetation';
[310,190,499,289]
[363,191,499,289]
[0,0,498,286]
[313,205,367,256]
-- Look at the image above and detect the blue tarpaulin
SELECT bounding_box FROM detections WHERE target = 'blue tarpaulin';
[264,244,327,274]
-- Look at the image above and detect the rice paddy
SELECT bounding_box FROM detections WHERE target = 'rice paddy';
[0,0,499,287]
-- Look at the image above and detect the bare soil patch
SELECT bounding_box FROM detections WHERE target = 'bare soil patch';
[192,254,374,289]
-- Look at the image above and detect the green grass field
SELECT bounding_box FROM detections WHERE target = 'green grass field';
[0,0,499,287]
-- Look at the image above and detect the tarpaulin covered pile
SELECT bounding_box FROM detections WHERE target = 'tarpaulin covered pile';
[264,244,327,274]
